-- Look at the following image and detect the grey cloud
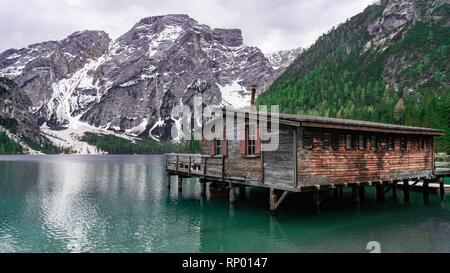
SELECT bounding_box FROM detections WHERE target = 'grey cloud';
[0,0,374,53]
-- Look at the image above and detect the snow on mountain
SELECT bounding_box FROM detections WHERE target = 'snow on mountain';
[0,14,300,148]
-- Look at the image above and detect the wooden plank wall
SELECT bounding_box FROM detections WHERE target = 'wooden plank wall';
[263,125,296,188]
[297,127,434,186]
[201,130,263,183]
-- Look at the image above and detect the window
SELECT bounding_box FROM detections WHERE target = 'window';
[358,135,366,150]
[419,136,424,150]
[388,136,394,150]
[345,135,353,149]
[247,125,256,155]
[303,134,312,148]
[401,136,407,151]
[370,136,377,150]
[323,133,331,149]
[215,140,222,155]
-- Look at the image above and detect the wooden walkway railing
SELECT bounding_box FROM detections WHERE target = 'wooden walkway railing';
[435,155,450,177]
[166,153,226,179]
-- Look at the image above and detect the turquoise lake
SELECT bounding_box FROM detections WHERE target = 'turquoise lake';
[0,155,449,253]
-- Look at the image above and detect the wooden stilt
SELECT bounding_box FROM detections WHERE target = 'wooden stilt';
[229,183,236,203]
[392,182,397,202]
[240,186,246,200]
[440,178,445,202]
[177,176,183,193]
[359,186,365,203]
[333,188,339,200]
[376,184,384,201]
[339,188,344,200]
[200,179,206,198]
[380,183,385,201]
[423,179,429,204]
[352,184,360,204]
[313,191,320,209]
[404,179,410,203]
[167,174,171,190]
[270,188,277,212]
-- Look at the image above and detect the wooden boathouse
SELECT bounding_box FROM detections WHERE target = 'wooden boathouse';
[166,110,449,212]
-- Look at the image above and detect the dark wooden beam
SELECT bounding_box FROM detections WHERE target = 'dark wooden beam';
[392,182,397,202]
[200,179,206,198]
[229,183,236,203]
[423,179,429,204]
[352,183,360,204]
[178,176,183,193]
[439,177,445,202]
[313,191,321,209]
[359,185,366,203]
[404,179,410,203]
[239,186,246,200]
[270,188,277,212]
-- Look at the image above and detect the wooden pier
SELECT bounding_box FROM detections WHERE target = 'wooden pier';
[166,153,449,212]
[166,111,448,213]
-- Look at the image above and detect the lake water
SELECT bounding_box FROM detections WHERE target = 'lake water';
[0,155,449,253]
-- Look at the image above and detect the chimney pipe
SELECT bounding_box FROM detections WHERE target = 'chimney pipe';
[250,84,257,106]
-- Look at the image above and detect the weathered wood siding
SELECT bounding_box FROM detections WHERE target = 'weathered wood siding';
[201,129,263,183]
[297,127,434,186]
[263,125,296,188]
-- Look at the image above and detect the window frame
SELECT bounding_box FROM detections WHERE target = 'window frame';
[215,139,222,155]
[345,134,353,150]
[388,136,395,151]
[303,133,313,149]
[400,136,407,151]
[358,135,366,150]
[419,136,424,150]
[370,136,377,150]
[246,124,256,156]
[323,133,331,149]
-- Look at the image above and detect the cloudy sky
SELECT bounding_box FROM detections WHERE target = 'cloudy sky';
[0,0,375,53]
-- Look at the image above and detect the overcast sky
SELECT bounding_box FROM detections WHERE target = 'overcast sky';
[0,0,375,53]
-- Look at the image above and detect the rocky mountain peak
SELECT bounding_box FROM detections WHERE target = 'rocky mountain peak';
[0,14,300,146]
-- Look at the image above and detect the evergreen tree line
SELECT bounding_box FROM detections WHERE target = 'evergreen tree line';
[82,132,201,154]
[258,1,449,154]
[0,130,23,154]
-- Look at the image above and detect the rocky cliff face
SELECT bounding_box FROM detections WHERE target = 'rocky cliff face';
[0,77,41,144]
[0,14,300,142]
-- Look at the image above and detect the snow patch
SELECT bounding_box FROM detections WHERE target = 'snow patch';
[147,25,183,58]
[216,80,250,109]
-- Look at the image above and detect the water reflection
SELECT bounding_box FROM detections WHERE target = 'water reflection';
[0,155,448,253]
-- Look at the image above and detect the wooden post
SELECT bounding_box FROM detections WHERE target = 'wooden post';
[404,179,410,203]
[229,183,236,203]
[392,182,397,202]
[376,183,384,201]
[439,177,445,202]
[200,179,206,198]
[333,188,339,200]
[178,176,183,193]
[167,174,171,190]
[339,188,344,200]
[313,191,320,209]
[188,156,191,176]
[380,183,385,201]
[423,179,429,204]
[270,188,277,212]
[352,184,360,204]
[359,185,365,203]
[240,186,246,200]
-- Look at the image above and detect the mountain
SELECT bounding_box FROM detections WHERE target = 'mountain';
[0,14,301,147]
[0,77,41,144]
[257,0,449,153]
